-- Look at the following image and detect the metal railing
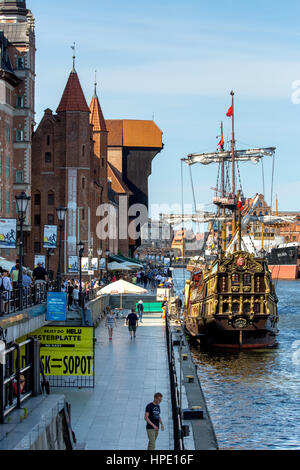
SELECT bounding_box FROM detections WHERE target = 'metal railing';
[165,315,184,450]
[0,283,48,317]
[0,337,42,424]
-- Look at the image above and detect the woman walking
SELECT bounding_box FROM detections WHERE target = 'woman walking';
[105,308,117,340]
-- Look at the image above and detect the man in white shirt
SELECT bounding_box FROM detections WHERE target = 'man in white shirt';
[0,270,13,314]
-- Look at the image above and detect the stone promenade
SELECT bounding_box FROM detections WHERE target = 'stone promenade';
[52,311,174,450]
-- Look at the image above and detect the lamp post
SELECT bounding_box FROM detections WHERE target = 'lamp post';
[97,248,102,279]
[56,206,67,292]
[77,241,84,307]
[105,249,110,273]
[15,192,30,309]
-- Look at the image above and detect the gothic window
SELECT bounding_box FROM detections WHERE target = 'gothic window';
[16,56,25,69]
[15,171,24,183]
[16,129,24,142]
[48,192,54,206]
[34,193,41,205]
[16,95,24,108]
[47,135,50,145]
[45,152,51,163]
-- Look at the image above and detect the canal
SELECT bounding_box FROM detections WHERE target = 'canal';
[173,269,300,450]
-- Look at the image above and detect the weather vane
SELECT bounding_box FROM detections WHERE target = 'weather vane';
[71,42,76,71]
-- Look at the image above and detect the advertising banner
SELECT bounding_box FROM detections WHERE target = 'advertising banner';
[99,258,106,270]
[18,326,94,377]
[34,254,46,268]
[68,256,79,273]
[91,258,98,271]
[81,257,89,272]
[46,292,67,321]
[43,225,57,249]
[0,218,17,249]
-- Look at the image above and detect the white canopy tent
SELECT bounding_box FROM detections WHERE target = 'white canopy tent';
[98,279,148,310]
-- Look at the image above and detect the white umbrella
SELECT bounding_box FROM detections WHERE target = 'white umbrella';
[108,261,131,271]
[98,279,148,310]
[0,257,15,271]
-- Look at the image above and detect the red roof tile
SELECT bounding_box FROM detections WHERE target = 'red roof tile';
[56,71,90,113]
[89,94,107,131]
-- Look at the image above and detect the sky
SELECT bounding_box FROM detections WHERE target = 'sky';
[29,0,300,218]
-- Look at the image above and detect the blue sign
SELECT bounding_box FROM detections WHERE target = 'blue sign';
[46,292,67,321]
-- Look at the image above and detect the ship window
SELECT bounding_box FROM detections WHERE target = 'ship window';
[232,303,239,313]
[243,303,250,314]
[223,302,229,313]
[232,274,240,285]
[243,274,251,285]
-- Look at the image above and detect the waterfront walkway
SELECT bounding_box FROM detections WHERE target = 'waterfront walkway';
[52,311,174,450]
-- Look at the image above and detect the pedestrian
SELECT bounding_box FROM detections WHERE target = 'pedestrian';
[175,295,182,319]
[144,392,164,450]
[0,269,13,314]
[73,284,80,306]
[137,300,144,322]
[67,281,74,310]
[105,308,117,340]
[126,307,139,340]
[32,262,47,286]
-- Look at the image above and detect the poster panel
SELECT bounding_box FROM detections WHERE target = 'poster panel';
[34,254,46,268]
[0,218,17,248]
[68,256,78,273]
[43,225,57,249]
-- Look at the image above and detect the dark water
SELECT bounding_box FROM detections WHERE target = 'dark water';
[173,269,300,450]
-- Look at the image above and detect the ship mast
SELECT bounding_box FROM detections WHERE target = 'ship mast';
[230,90,236,241]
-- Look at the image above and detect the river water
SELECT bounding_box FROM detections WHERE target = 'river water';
[172,268,300,450]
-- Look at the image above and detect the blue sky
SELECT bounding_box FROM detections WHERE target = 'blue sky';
[29,0,300,215]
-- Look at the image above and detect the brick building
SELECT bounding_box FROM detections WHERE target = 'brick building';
[28,65,103,276]
[0,0,35,261]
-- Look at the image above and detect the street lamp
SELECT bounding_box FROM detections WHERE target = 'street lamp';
[77,241,84,307]
[15,192,30,309]
[56,206,67,291]
[105,249,110,273]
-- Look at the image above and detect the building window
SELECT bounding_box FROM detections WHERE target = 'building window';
[5,156,9,179]
[34,242,41,254]
[5,193,10,214]
[16,130,24,142]
[82,177,85,189]
[34,193,41,205]
[48,214,54,224]
[82,208,85,220]
[16,56,25,69]
[82,145,85,157]
[16,95,24,108]
[47,135,50,145]
[48,192,54,206]
[5,125,10,142]
[45,152,51,163]
[34,214,41,226]
[16,171,24,183]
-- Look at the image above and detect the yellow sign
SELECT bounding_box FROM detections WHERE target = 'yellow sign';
[18,326,94,376]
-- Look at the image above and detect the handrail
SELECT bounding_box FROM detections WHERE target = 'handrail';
[165,315,184,450]
[0,337,41,424]
[0,283,48,317]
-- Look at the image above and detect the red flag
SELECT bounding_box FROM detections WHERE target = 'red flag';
[226,105,233,117]
[238,201,243,210]
[218,137,224,148]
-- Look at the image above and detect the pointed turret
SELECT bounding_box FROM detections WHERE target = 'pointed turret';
[89,79,107,131]
[56,70,90,113]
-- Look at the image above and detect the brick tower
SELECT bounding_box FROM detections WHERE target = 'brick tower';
[30,62,102,277]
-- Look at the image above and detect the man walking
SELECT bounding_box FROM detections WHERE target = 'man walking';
[144,392,164,450]
[137,300,144,322]
[126,307,139,339]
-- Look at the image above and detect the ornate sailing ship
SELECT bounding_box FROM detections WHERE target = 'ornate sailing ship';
[182,91,279,349]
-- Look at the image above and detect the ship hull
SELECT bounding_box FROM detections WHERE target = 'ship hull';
[268,264,299,280]
[185,316,278,349]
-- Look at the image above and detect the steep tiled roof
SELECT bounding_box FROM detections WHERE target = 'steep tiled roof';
[89,92,107,131]
[56,71,90,113]
[107,162,132,195]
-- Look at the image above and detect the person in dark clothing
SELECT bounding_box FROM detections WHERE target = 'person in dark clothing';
[144,392,164,450]
[32,263,47,285]
[175,296,182,319]
[67,281,74,310]
[126,307,139,339]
